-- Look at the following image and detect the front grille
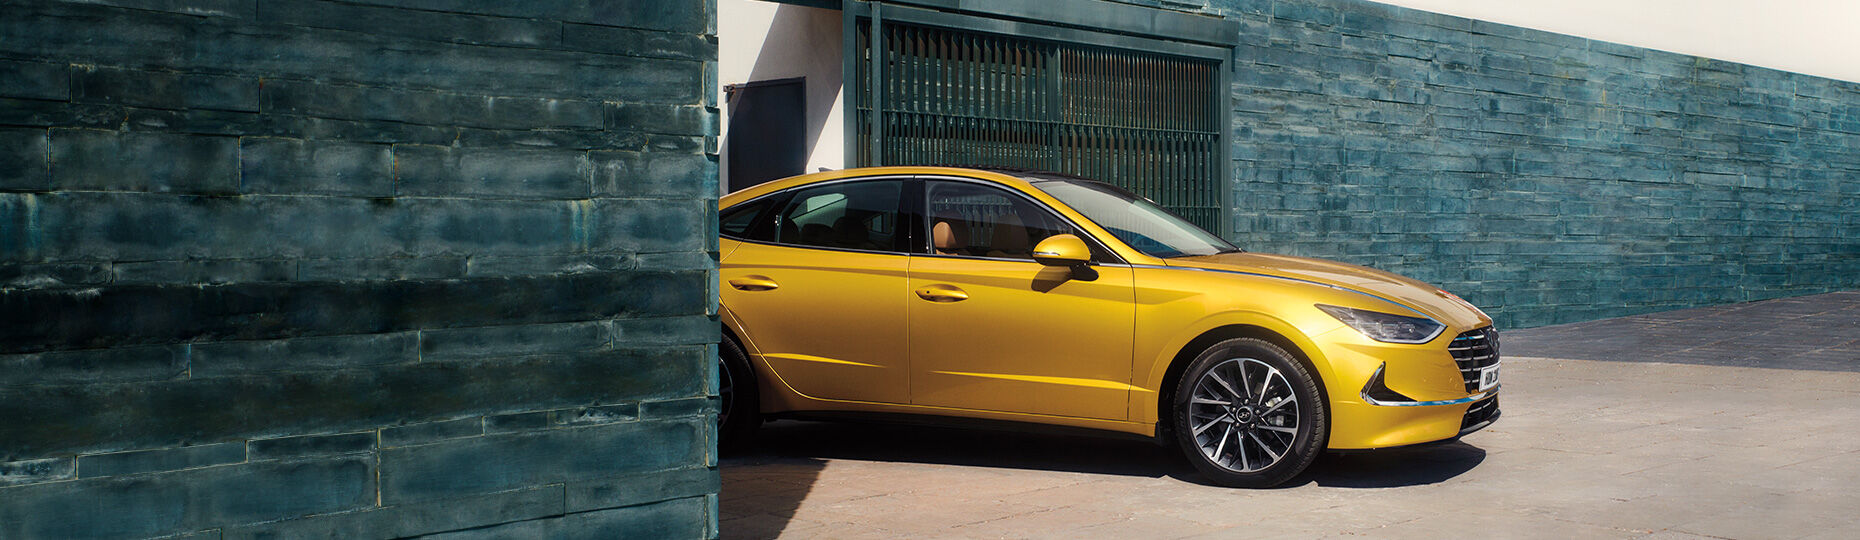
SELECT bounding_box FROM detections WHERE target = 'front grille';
[1448,327,1500,392]
[1461,396,1499,431]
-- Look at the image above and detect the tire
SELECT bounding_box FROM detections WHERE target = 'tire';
[718,335,760,451]
[1171,338,1327,488]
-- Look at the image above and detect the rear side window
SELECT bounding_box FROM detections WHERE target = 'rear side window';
[770,180,905,253]
[720,195,781,241]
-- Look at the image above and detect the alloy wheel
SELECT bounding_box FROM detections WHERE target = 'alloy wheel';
[1188,357,1301,473]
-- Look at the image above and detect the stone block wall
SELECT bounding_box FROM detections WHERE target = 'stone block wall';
[1,1,720,538]
[1203,0,1860,328]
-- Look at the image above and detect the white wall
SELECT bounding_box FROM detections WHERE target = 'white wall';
[717,0,845,190]
[1368,0,1860,84]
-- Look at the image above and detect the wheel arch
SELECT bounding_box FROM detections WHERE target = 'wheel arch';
[1154,324,1332,443]
[717,303,759,358]
[720,319,746,352]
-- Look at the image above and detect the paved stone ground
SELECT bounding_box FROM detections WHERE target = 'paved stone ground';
[720,291,1860,539]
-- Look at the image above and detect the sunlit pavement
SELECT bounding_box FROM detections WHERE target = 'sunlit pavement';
[720,291,1860,539]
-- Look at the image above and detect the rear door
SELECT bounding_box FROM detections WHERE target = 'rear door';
[721,178,912,404]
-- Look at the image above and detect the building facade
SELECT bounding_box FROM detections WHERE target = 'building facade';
[722,0,1860,328]
[2,1,720,538]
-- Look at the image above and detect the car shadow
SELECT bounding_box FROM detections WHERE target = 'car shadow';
[727,419,1187,478]
[719,420,1489,536]
[1276,441,1487,489]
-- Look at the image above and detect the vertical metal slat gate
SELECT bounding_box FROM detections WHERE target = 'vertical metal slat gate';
[853,20,1225,232]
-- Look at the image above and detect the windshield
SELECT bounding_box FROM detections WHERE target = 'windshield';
[1030,178,1239,258]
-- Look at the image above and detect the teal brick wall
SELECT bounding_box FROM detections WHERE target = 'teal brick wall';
[1202,0,1860,328]
[0,1,720,538]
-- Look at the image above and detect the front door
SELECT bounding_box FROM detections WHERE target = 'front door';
[906,179,1136,419]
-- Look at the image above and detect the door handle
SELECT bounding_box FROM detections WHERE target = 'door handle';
[728,276,780,291]
[914,284,969,302]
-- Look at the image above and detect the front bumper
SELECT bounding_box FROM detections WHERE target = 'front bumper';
[1459,395,1500,436]
[1317,326,1502,450]
[1329,396,1501,453]
[1328,392,1501,449]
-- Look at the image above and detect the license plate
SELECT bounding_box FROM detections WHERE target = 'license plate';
[1478,363,1500,391]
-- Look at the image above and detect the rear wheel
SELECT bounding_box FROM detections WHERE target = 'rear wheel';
[718,335,760,450]
[1171,338,1326,488]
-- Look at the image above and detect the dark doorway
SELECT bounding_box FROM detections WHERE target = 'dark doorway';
[726,77,807,193]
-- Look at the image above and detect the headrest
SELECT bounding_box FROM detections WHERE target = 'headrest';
[990,212,1028,252]
[933,220,966,253]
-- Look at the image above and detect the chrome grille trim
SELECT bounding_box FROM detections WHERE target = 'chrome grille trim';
[1448,327,1500,392]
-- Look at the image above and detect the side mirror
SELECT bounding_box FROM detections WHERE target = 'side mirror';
[1031,234,1091,267]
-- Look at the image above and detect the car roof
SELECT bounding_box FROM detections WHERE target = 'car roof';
[720,166,1039,208]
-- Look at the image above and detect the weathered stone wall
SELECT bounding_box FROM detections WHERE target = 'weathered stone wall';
[1,1,720,538]
[1204,0,1860,328]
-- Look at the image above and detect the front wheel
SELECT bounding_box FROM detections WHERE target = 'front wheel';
[1171,338,1327,488]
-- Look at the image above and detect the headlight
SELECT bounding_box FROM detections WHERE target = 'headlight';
[1316,304,1445,344]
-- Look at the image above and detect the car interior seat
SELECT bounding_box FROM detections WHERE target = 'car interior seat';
[932,213,968,255]
[777,218,799,244]
[831,215,870,249]
[799,223,834,247]
[987,212,1030,258]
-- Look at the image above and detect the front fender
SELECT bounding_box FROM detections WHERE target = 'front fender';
[1125,265,1418,430]
[1128,309,1347,424]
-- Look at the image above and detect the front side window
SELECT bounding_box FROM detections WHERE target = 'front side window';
[769,180,904,252]
[924,181,1071,261]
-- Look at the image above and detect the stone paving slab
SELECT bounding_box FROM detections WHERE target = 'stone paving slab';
[720,292,1860,539]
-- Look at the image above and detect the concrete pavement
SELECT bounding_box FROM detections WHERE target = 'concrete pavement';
[720,291,1860,539]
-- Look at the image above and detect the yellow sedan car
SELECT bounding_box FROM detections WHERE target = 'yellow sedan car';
[717,166,1500,487]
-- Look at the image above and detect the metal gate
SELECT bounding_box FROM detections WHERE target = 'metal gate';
[850,12,1227,233]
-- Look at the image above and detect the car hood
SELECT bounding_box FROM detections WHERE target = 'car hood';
[1166,252,1490,330]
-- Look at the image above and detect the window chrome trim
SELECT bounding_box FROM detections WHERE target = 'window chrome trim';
[722,175,918,215]
[912,252,1053,264]
[723,237,914,259]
